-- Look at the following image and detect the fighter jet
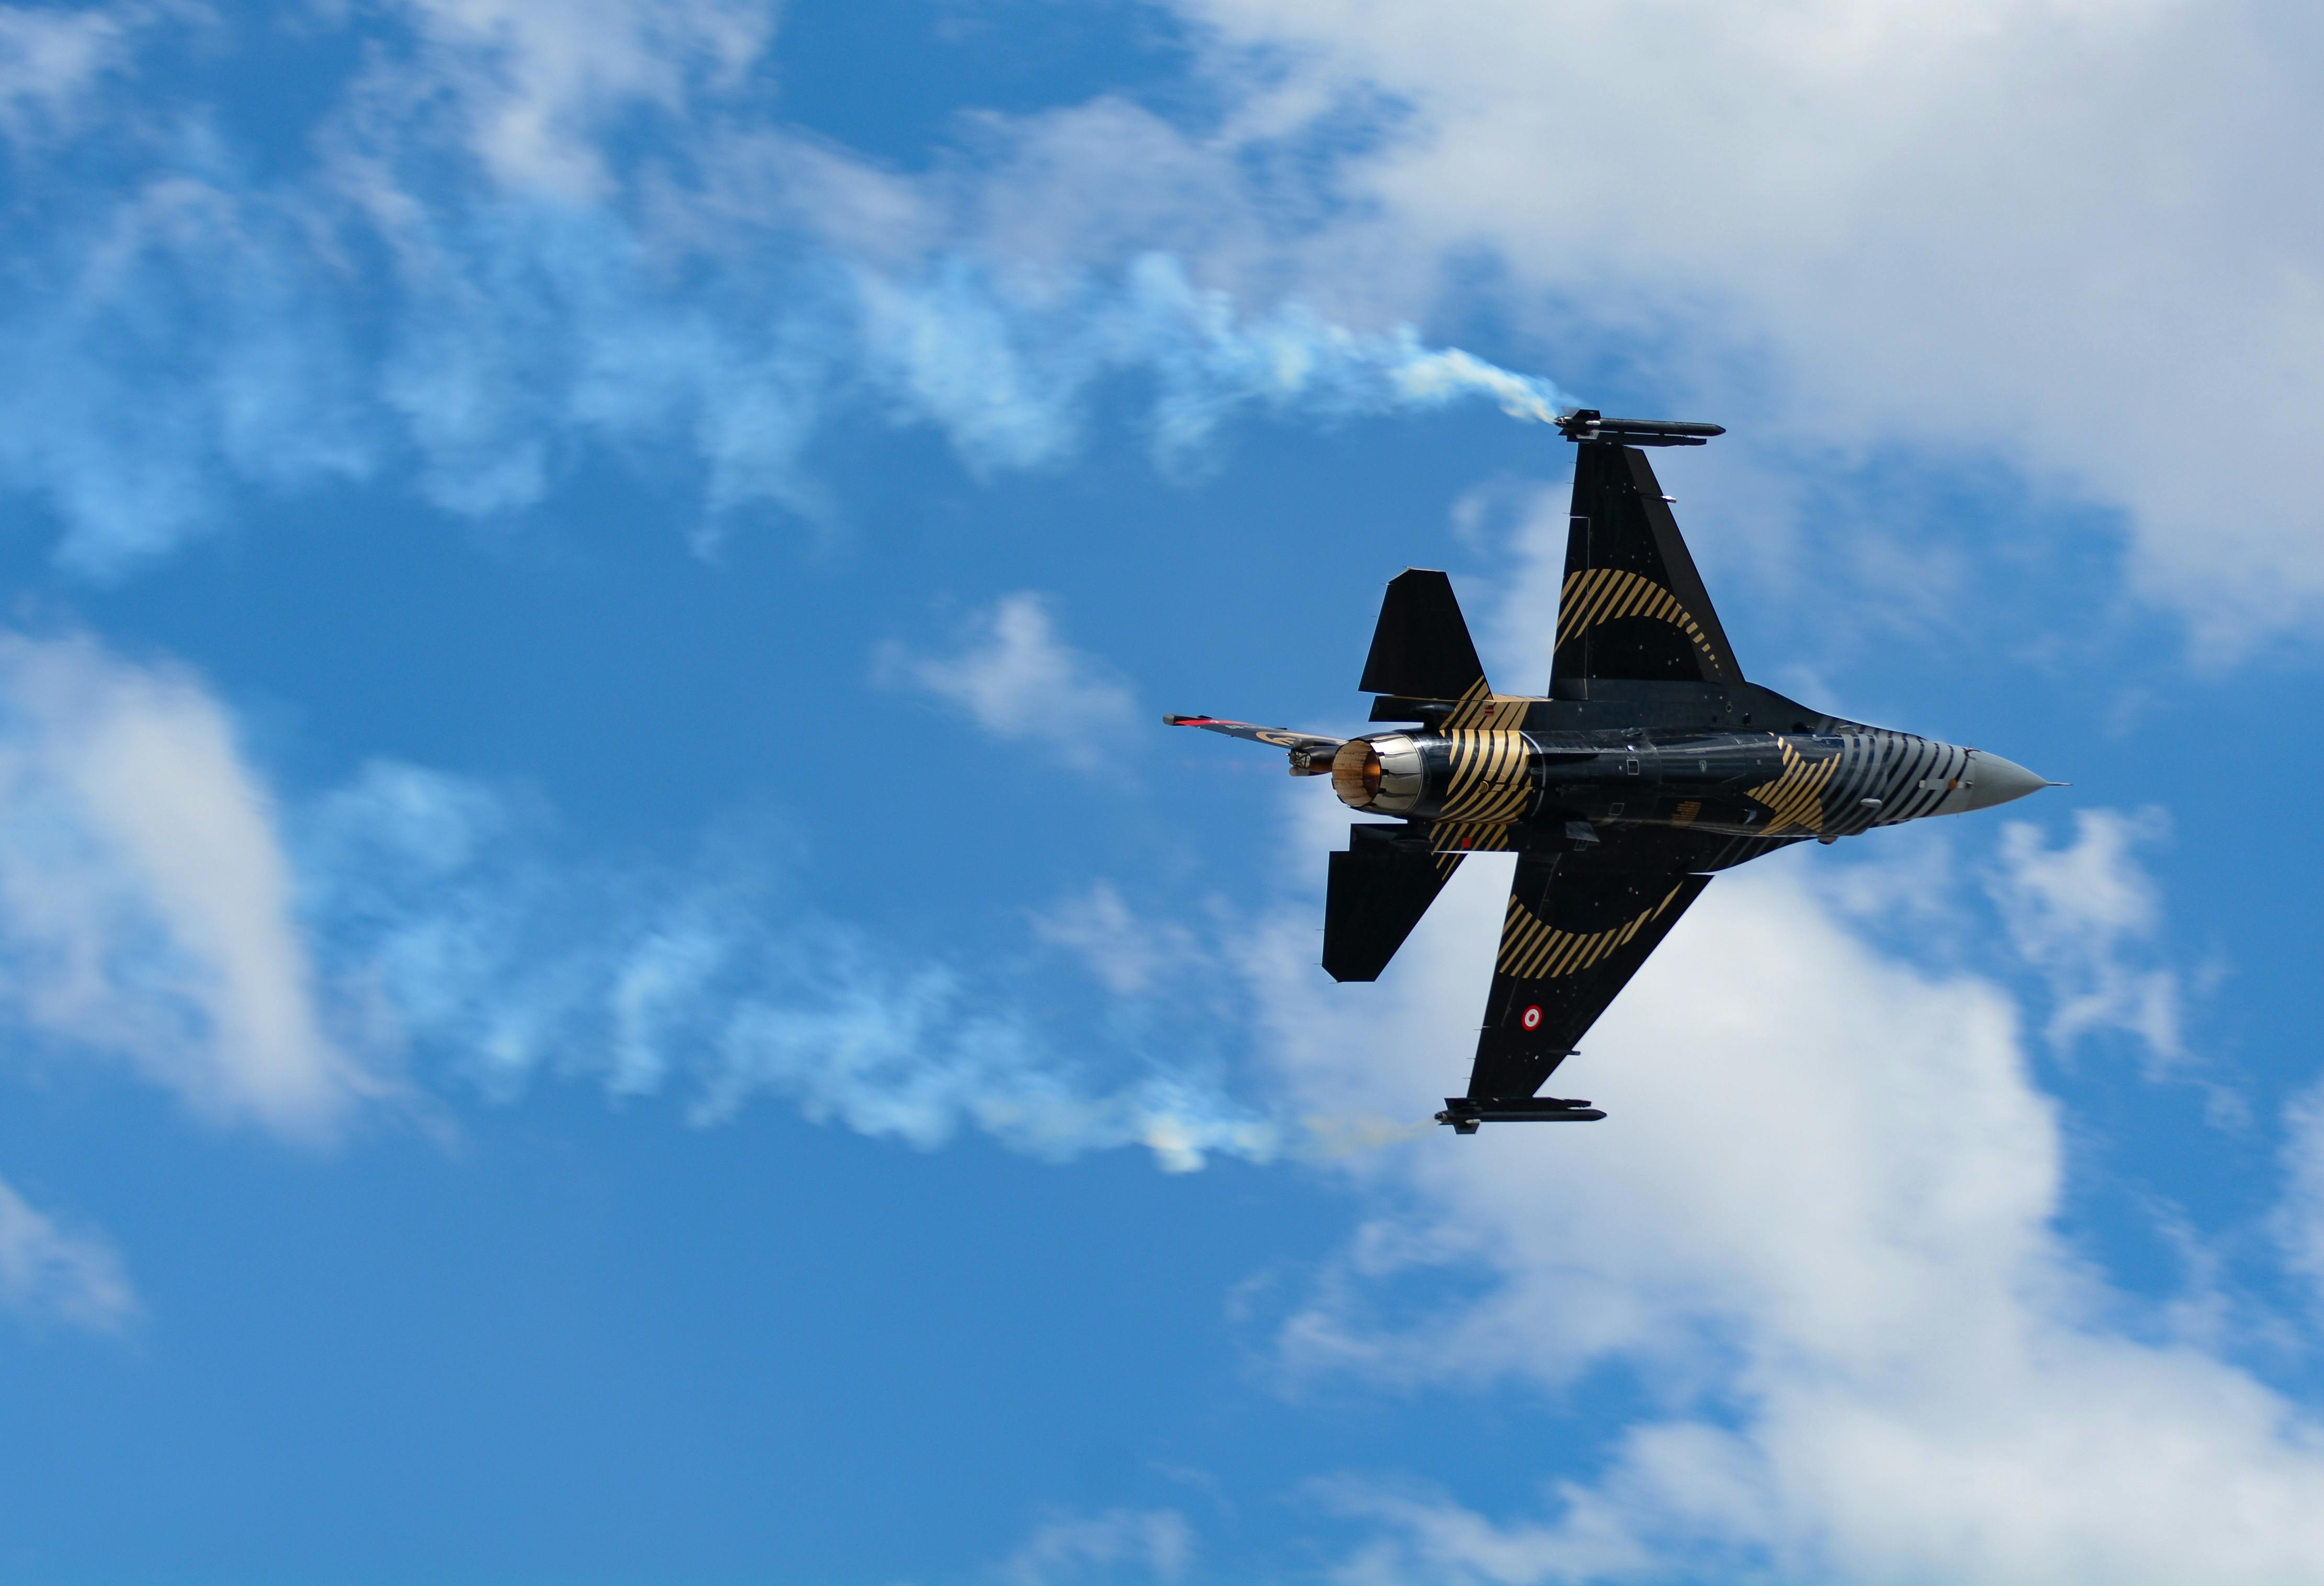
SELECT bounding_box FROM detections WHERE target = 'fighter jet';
[1168,412,2055,1132]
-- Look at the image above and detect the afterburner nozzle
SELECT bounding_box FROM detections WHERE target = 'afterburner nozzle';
[1331,734,1424,814]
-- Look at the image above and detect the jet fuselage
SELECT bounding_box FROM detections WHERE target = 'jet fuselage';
[1314,679,2042,865]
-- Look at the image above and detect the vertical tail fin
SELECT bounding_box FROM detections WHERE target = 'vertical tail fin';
[1555,445,1742,693]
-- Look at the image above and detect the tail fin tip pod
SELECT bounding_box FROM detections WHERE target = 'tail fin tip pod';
[1554,410,1725,447]
[1357,568,1488,701]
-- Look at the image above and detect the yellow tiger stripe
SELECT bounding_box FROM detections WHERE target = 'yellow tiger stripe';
[1443,677,1493,728]
[1520,928,1567,979]
[1497,882,1694,982]
[1439,731,1532,820]
[1509,930,1552,977]
[1743,740,1841,834]
[1555,567,1724,668]
[1553,570,1597,646]
[1498,913,1550,974]
[1432,820,1516,854]
[1443,733,1478,805]
[1560,570,1623,646]
[1578,569,1631,631]
[1541,932,1588,978]
[1580,569,1641,635]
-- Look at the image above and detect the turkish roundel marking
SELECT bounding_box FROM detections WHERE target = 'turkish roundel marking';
[1520,1005,1543,1031]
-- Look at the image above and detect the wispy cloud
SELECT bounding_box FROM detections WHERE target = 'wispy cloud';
[302,760,1280,1172]
[0,625,1279,1175]
[0,10,1571,578]
[0,1,144,146]
[994,1507,1193,1586]
[0,1174,135,1333]
[1245,851,2324,1583]
[2274,1085,2324,1311]
[879,592,1140,772]
[1987,808,2185,1064]
[1031,880,1205,997]
[0,630,375,1142]
[377,0,776,198]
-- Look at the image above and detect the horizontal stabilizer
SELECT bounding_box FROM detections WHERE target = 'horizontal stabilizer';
[1165,714,1343,772]
[1357,569,1487,702]
[1324,824,1461,982]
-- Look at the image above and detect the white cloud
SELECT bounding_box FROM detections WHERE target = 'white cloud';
[303,760,1280,1172]
[879,592,1141,772]
[1239,838,2324,1583]
[1031,880,1206,997]
[0,631,373,1140]
[0,1174,135,1332]
[371,0,776,197]
[1159,0,2324,642]
[1988,808,2184,1062]
[0,2,139,145]
[6,0,2314,657]
[995,1507,1193,1586]
[2272,1085,2324,1311]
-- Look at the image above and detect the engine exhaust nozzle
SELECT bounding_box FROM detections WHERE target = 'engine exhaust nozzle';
[1331,734,1424,814]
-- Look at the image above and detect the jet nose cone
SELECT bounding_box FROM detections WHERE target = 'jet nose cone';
[1958,750,2048,812]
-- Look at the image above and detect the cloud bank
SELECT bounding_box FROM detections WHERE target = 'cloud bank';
[1249,851,2324,1583]
[1164,0,2324,641]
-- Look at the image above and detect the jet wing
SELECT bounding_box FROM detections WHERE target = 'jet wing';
[1463,854,1711,1103]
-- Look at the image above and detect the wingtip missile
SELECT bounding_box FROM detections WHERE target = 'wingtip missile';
[1436,1096,1607,1132]
[1554,408,1726,447]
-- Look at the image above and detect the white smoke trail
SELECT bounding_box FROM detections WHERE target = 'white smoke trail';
[300,761,1285,1171]
[0,164,1568,574]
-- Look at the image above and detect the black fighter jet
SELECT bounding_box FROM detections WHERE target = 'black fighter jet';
[1169,412,2054,1132]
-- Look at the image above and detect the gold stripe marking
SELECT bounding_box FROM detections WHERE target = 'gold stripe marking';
[1438,729,1534,821]
[1558,568,1724,669]
[1442,677,1492,729]
[1743,738,1842,835]
[1431,820,1516,853]
[1497,883,1691,980]
[1576,568,1628,634]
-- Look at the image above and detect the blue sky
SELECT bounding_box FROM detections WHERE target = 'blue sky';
[2,2,2323,1582]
